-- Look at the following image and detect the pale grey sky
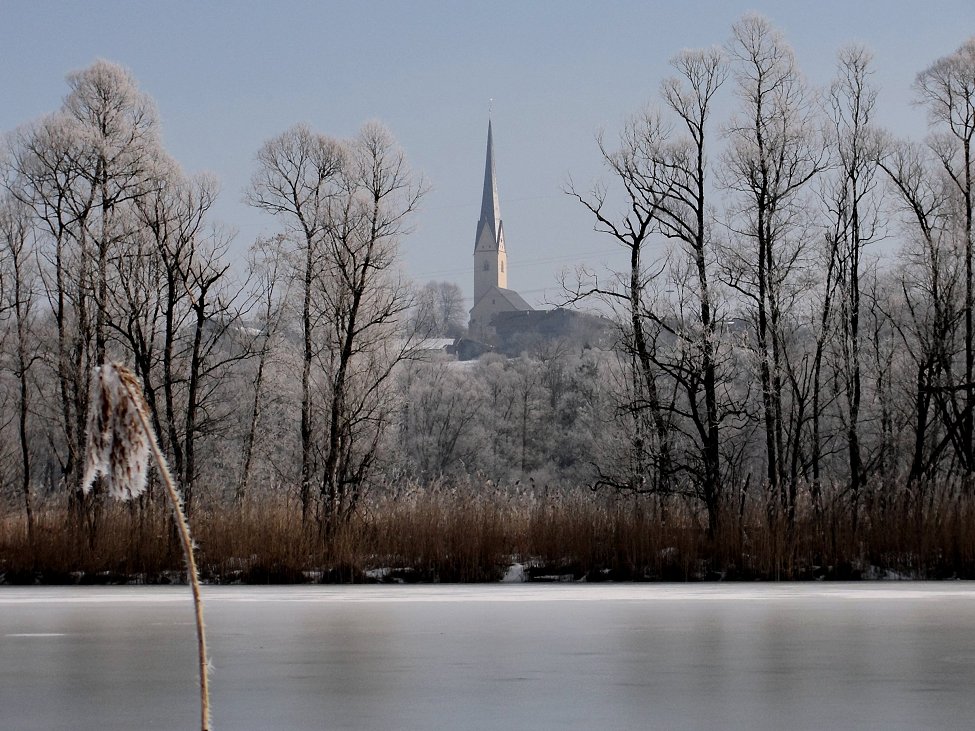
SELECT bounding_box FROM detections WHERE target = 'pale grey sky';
[2,1,973,306]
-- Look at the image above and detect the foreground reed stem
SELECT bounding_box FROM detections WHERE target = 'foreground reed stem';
[83,363,210,730]
[121,379,210,731]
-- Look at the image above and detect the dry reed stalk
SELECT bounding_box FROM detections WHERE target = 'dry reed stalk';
[6,473,975,584]
[83,363,210,731]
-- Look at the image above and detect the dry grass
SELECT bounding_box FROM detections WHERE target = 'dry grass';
[3,480,975,584]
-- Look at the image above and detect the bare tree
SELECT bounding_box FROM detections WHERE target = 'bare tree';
[179,232,244,516]
[653,48,731,536]
[566,47,748,537]
[413,280,466,337]
[723,14,824,529]
[318,122,425,532]
[123,166,215,488]
[62,60,161,365]
[915,38,975,483]
[113,164,248,517]
[0,197,39,547]
[247,124,345,523]
[880,142,962,487]
[7,60,164,543]
[8,114,97,533]
[566,114,675,500]
[237,235,292,502]
[820,44,884,528]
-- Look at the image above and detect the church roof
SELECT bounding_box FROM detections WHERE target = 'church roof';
[474,120,503,252]
[470,285,533,313]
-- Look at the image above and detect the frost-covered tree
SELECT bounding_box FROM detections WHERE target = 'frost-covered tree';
[815,45,885,525]
[723,14,825,528]
[914,37,975,479]
[413,280,466,338]
[317,122,425,532]
[0,196,39,546]
[248,124,345,522]
[7,60,165,536]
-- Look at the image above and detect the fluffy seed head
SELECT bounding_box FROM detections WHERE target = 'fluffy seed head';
[81,362,152,500]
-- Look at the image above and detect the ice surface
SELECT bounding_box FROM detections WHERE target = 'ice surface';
[2,583,975,730]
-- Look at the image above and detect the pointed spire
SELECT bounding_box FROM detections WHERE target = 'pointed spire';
[475,119,502,251]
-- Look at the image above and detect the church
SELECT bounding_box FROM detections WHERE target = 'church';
[454,121,613,360]
[467,121,533,340]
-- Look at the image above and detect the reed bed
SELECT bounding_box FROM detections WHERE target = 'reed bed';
[3,480,975,584]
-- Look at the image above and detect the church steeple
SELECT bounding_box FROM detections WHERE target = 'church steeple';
[475,120,504,253]
[468,118,531,340]
[473,120,508,303]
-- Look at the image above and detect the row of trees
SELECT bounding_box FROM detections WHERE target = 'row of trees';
[1,18,972,564]
[0,60,609,555]
[569,16,975,538]
[0,60,427,546]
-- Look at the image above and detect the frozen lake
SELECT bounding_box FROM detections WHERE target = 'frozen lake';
[2,584,975,730]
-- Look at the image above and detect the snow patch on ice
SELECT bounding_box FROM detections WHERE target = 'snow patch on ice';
[363,567,410,583]
[862,565,917,581]
[502,563,527,583]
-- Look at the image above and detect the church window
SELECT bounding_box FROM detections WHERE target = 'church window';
[500,260,505,273]
[483,260,489,271]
